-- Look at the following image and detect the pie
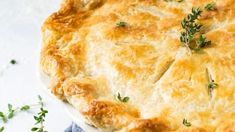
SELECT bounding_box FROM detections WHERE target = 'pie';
[40,0,235,131]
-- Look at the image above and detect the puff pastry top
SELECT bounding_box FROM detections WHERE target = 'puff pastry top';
[41,0,235,131]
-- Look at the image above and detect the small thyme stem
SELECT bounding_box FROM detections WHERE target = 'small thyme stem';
[0,96,46,132]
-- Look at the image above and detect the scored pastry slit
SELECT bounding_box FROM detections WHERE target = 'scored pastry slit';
[153,59,175,83]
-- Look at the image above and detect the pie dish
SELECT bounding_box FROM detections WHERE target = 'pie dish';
[40,0,235,131]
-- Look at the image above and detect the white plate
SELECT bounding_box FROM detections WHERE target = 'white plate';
[39,71,97,132]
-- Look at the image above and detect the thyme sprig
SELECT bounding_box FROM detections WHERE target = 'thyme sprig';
[0,96,45,132]
[180,7,212,52]
[0,104,31,123]
[0,104,31,132]
[180,8,202,52]
[31,95,48,132]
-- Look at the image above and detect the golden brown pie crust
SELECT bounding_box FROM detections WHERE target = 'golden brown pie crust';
[40,0,235,131]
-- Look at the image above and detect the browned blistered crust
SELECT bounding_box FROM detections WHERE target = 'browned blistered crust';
[41,0,235,131]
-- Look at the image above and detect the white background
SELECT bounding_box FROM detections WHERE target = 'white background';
[0,0,72,131]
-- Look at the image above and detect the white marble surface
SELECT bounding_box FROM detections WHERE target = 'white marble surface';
[0,0,72,131]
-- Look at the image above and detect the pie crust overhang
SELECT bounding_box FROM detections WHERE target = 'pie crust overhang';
[40,0,235,131]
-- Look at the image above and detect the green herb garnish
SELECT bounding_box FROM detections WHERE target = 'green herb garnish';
[116,92,129,103]
[0,104,31,131]
[0,112,7,123]
[116,21,127,27]
[180,8,212,52]
[0,96,45,131]
[0,127,4,132]
[205,2,216,11]
[10,59,17,65]
[208,80,218,96]
[0,103,31,124]
[31,95,48,132]
[180,8,202,52]
[196,35,211,49]
[208,80,218,89]
[183,118,191,127]
[21,105,30,111]
[7,104,15,119]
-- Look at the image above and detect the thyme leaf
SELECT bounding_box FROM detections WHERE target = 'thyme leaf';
[205,2,216,11]
[208,80,218,96]
[21,105,30,111]
[0,112,7,123]
[0,127,4,132]
[116,21,127,27]
[7,104,14,119]
[196,35,211,49]
[10,59,17,65]
[116,92,130,103]
[183,118,191,127]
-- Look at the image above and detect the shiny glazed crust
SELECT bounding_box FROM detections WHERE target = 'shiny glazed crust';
[40,0,235,131]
